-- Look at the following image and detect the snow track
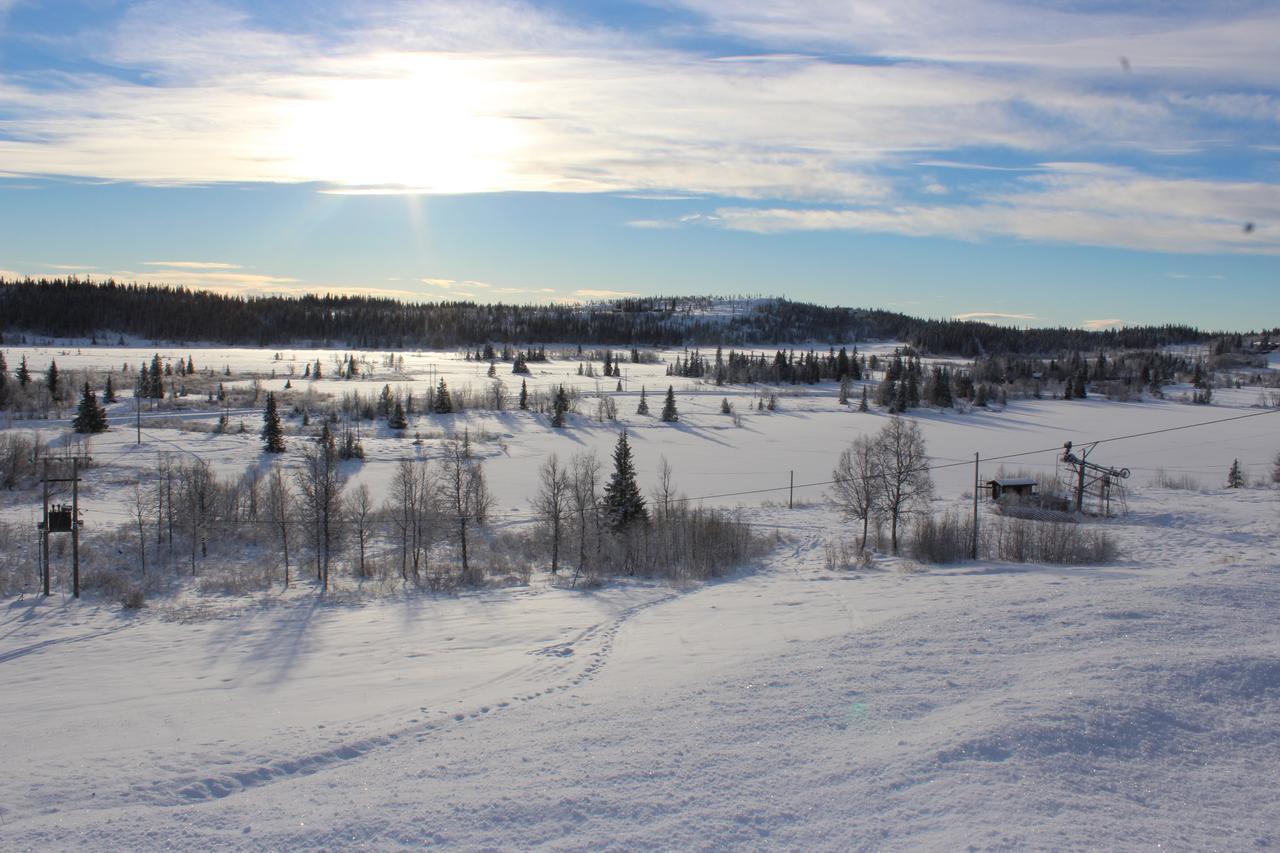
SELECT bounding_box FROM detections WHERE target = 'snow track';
[1,493,1278,848]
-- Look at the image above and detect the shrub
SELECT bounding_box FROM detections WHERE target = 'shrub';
[909,511,973,564]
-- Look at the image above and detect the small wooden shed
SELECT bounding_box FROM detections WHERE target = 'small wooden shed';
[987,477,1038,502]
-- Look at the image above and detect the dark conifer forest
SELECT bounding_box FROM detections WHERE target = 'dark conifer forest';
[0,277,1230,355]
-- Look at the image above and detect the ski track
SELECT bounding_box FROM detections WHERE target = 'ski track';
[9,587,684,815]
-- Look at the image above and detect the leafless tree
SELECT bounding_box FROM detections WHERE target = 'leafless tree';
[873,416,934,553]
[131,483,148,577]
[389,458,436,581]
[832,433,880,550]
[346,483,375,578]
[652,454,676,520]
[569,450,602,585]
[265,466,295,587]
[438,434,494,583]
[531,454,570,573]
[295,440,345,591]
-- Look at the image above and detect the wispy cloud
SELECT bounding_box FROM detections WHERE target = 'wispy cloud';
[573,289,639,299]
[704,164,1280,255]
[142,260,242,270]
[1082,318,1125,330]
[421,277,493,290]
[0,1,1274,257]
[105,267,301,295]
[954,311,1037,323]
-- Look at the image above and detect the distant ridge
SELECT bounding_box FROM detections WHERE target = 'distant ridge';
[0,277,1223,356]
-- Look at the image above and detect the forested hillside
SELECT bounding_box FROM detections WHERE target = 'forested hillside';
[0,277,1220,355]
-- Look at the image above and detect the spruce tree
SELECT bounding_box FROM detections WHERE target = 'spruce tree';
[46,360,59,398]
[518,379,528,410]
[103,374,116,403]
[433,378,453,413]
[0,352,7,407]
[602,431,647,531]
[149,354,164,399]
[16,355,30,388]
[660,385,678,422]
[388,400,408,430]
[551,384,569,428]
[858,386,869,412]
[71,381,108,433]
[636,385,649,415]
[262,392,285,453]
[1226,459,1244,489]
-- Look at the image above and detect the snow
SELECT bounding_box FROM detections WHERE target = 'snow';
[1,342,1278,848]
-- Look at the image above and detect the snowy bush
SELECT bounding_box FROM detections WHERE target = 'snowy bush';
[909,510,973,564]
[983,515,1118,565]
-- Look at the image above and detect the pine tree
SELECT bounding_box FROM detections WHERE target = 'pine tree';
[16,355,30,388]
[512,354,529,374]
[388,400,408,430]
[636,386,649,415]
[518,379,528,410]
[661,386,678,422]
[858,386,869,412]
[71,381,108,433]
[103,374,116,403]
[1226,458,1244,489]
[602,431,647,531]
[433,378,453,413]
[262,392,285,453]
[378,383,394,418]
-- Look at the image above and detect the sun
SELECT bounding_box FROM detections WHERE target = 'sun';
[274,53,531,193]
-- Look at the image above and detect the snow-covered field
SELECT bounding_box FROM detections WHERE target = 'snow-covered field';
[1,342,1278,849]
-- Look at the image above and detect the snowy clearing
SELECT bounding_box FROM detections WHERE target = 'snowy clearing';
[1,342,1278,849]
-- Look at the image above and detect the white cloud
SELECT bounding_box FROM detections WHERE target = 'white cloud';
[573,289,639,299]
[105,267,301,295]
[706,165,1280,255]
[1082,318,1125,330]
[0,1,1273,256]
[142,260,241,270]
[954,311,1037,323]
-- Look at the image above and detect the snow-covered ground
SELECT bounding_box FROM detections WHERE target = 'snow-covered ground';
[1,342,1278,848]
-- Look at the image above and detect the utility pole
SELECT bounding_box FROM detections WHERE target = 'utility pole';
[1076,445,1089,514]
[71,457,80,598]
[971,452,980,560]
[41,457,49,596]
[190,484,197,576]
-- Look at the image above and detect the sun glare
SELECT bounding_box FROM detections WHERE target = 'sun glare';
[277,55,529,192]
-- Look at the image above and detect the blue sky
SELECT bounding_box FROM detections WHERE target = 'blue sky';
[0,0,1276,330]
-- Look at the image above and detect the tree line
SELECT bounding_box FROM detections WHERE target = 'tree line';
[0,277,1238,355]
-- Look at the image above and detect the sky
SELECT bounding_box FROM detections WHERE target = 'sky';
[0,0,1276,330]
